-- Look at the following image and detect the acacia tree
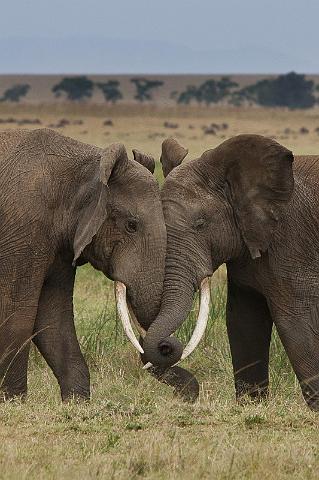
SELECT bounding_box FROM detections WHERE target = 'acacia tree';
[96,80,123,103]
[52,76,94,101]
[177,77,238,105]
[177,85,200,104]
[216,76,239,98]
[131,78,164,102]
[231,72,315,109]
[0,84,30,102]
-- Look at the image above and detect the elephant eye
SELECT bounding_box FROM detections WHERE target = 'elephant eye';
[193,217,206,231]
[126,218,138,234]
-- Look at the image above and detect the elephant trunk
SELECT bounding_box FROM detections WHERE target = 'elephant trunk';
[143,283,195,368]
[143,235,202,368]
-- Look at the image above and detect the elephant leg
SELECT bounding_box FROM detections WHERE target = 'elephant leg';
[226,278,273,400]
[0,309,36,400]
[33,263,90,401]
[273,302,319,411]
[0,263,45,399]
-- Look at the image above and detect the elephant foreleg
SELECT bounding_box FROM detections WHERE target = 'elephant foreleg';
[33,262,90,401]
[226,278,273,400]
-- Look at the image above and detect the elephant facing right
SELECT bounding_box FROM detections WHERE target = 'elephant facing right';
[143,134,319,411]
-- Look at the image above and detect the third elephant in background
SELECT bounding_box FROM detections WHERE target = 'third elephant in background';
[143,134,319,411]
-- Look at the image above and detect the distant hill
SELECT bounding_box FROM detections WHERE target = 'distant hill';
[0,74,318,107]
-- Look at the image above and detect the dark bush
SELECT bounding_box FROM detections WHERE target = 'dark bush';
[163,121,179,129]
[203,126,216,135]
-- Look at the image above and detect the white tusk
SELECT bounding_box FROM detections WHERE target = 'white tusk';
[128,304,146,339]
[143,362,153,370]
[115,282,144,354]
[179,277,210,362]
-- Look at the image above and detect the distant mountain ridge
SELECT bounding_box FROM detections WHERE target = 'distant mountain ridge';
[0,36,317,74]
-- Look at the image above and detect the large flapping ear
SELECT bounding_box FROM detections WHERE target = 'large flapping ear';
[132,149,155,173]
[224,135,294,259]
[73,143,128,264]
[161,138,188,178]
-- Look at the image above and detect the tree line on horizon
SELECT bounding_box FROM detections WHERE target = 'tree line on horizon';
[0,72,319,109]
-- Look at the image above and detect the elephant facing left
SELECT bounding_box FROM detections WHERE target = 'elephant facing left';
[0,128,166,401]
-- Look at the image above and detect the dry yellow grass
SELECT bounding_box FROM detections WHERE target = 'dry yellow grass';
[1,103,319,174]
[0,105,319,479]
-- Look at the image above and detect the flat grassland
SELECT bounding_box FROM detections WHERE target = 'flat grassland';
[1,104,319,479]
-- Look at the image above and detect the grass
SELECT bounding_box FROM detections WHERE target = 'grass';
[0,265,317,480]
[1,105,319,478]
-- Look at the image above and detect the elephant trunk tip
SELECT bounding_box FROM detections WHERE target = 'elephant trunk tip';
[143,335,183,369]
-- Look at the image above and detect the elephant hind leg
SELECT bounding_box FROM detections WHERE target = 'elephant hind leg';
[273,300,319,411]
[0,309,38,400]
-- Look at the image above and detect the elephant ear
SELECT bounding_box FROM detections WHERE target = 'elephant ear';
[132,149,155,173]
[161,138,188,178]
[73,143,128,265]
[225,135,294,259]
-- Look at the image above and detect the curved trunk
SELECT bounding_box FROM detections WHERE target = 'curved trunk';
[140,234,204,402]
[143,237,197,368]
[127,277,164,331]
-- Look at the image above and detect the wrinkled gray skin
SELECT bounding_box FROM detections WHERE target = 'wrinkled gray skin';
[143,134,319,410]
[0,128,168,402]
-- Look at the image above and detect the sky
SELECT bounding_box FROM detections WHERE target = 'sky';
[0,0,318,74]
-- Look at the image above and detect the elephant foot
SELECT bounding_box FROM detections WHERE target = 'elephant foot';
[0,388,27,403]
[150,365,200,403]
[235,379,269,403]
[61,389,90,403]
[301,385,319,411]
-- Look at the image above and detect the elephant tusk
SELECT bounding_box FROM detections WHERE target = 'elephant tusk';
[143,362,153,370]
[180,277,210,361]
[115,281,144,354]
[142,278,210,369]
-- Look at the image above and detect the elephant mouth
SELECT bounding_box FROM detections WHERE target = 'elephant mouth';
[114,281,146,353]
[143,277,211,369]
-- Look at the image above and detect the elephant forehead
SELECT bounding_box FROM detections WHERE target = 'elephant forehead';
[111,164,162,202]
[162,175,201,201]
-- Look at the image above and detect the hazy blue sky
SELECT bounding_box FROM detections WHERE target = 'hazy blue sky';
[0,0,318,73]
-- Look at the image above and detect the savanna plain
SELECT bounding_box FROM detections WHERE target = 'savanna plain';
[1,103,319,479]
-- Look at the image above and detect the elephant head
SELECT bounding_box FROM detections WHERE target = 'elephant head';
[71,140,166,349]
[142,135,294,380]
